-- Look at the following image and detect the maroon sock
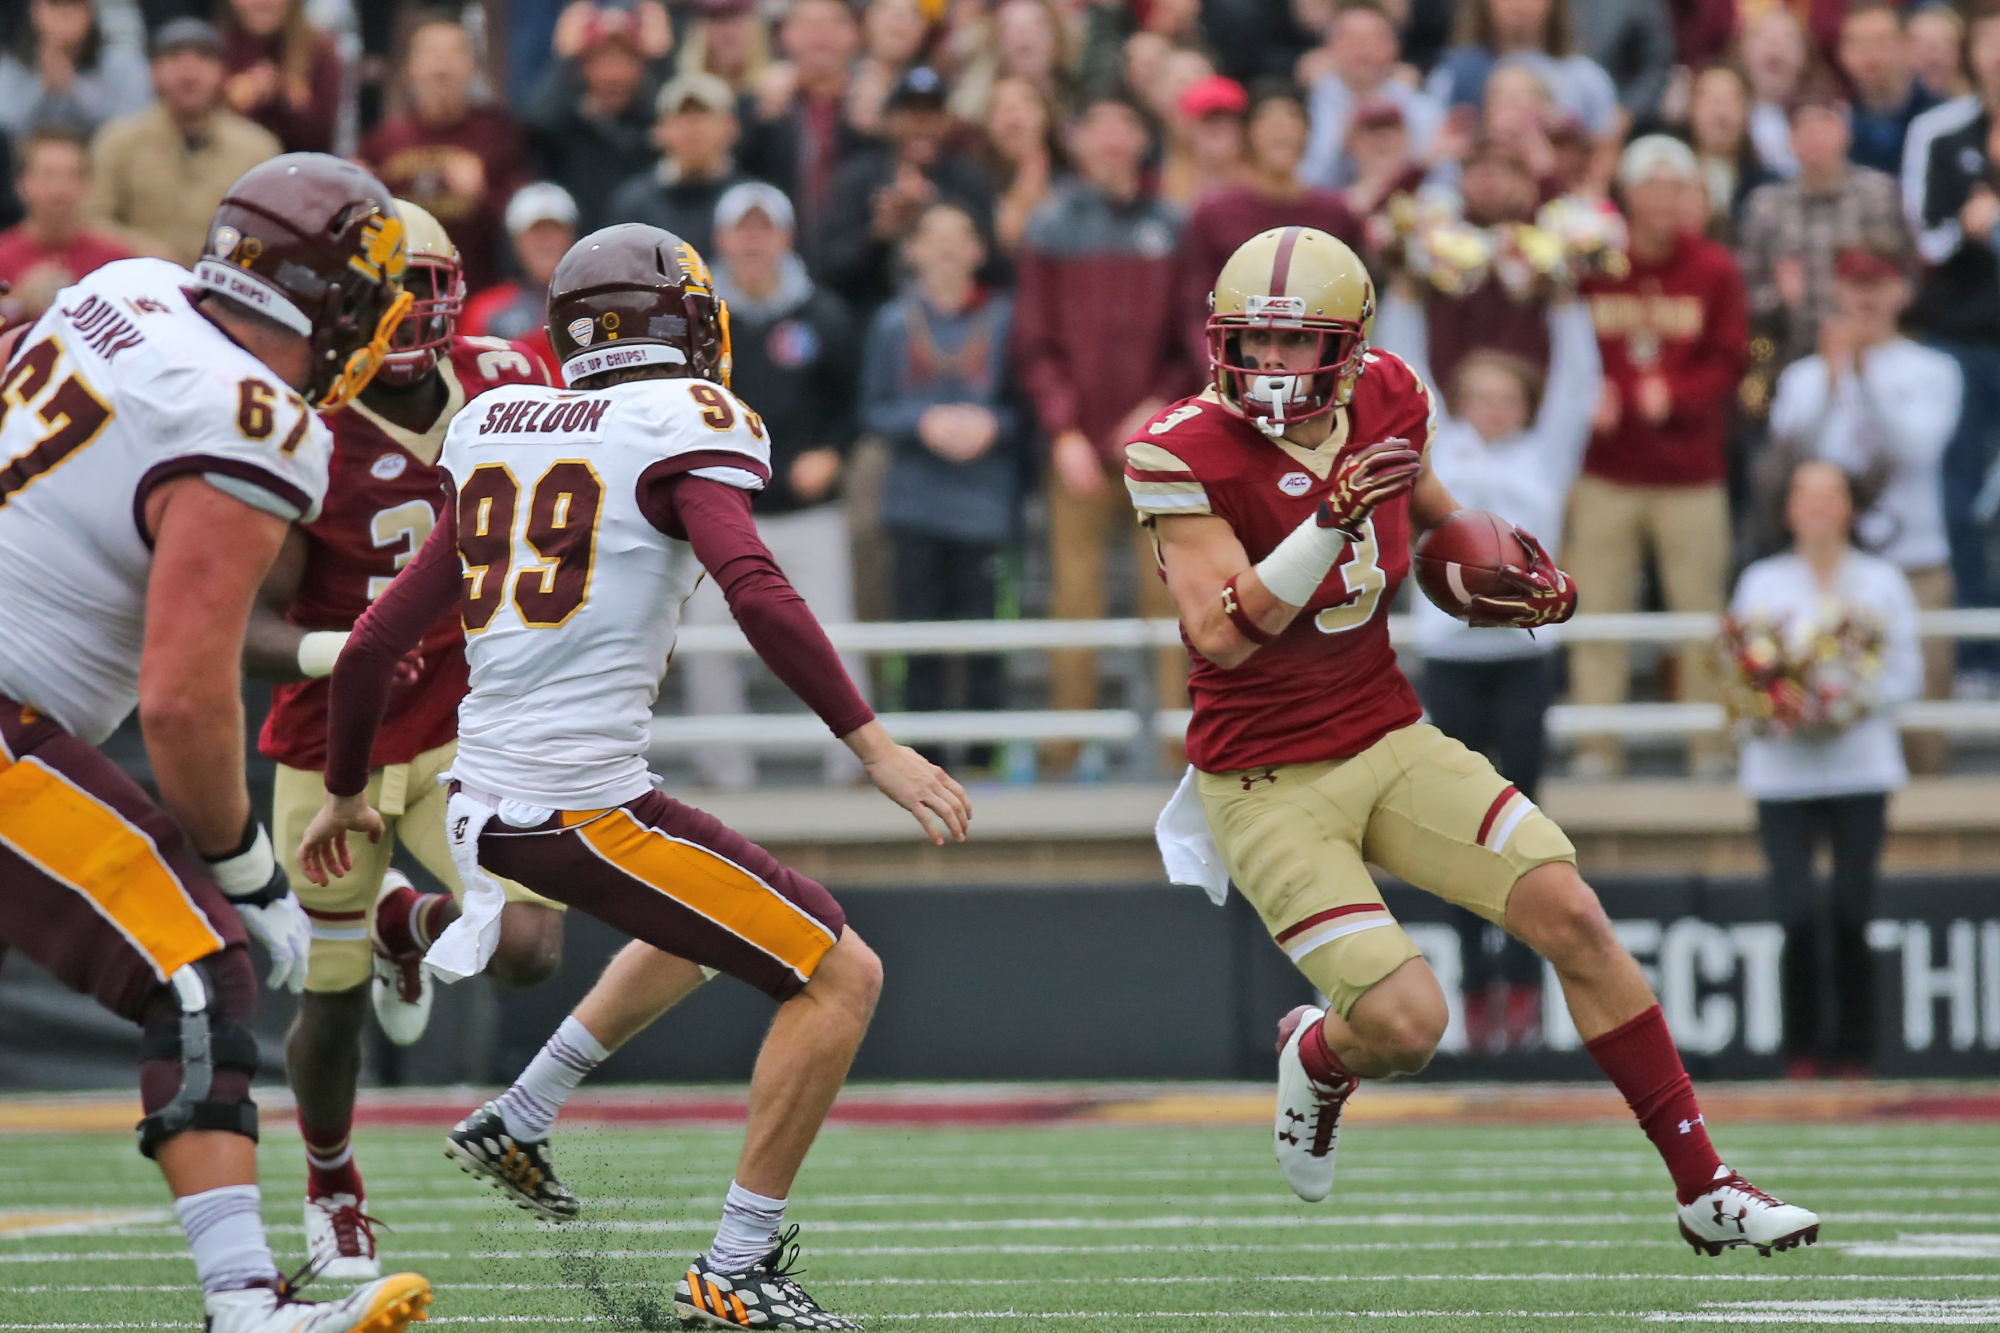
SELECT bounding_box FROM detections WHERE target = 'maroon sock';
[1299,1018,1358,1089]
[1584,1005,1723,1204]
[375,887,456,955]
[299,1113,363,1200]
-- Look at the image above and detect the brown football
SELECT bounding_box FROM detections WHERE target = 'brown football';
[1413,509,1530,617]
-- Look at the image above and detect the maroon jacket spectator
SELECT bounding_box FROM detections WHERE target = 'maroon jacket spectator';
[739,0,871,272]
[218,0,342,154]
[461,182,577,383]
[360,17,526,291]
[0,124,129,329]
[1178,85,1359,376]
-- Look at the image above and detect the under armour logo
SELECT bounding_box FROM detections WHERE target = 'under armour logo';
[1278,1130,1300,1145]
[1241,768,1279,791]
[452,816,469,840]
[1221,583,1242,616]
[1284,1109,1306,1125]
[1713,1201,1747,1233]
[1678,1115,1705,1134]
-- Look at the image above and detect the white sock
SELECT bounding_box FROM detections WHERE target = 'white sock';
[175,1184,274,1296]
[494,1015,608,1141]
[707,1180,787,1272]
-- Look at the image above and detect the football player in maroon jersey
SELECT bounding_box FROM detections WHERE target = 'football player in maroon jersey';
[242,203,566,1280]
[1129,226,1818,1257]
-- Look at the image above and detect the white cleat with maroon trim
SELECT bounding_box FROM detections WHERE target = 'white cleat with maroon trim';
[1272,1004,1359,1203]
[1678,1165,1820,1256]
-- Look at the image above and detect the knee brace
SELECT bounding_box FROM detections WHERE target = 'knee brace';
[135,954,260,1160]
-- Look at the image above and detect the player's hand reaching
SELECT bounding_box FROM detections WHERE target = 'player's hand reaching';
[849,724,971,845]
[1463,527,1578,629]
[296,792,387,887]
[1320,438,1422,537]
[205,822,311,991]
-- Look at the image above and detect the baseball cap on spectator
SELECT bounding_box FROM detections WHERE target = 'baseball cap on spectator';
[1617,134,1699,188]
[151,17,224,59]
[579,7,643,53]
[885,66,948,112]
[657,70,736,117]
[715,181,795,231]
[1178,74,1248,120]
[506,182,580,237]
[1833,245,1905,283]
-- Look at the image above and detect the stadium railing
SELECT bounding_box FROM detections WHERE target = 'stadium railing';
[648,609,2000,766]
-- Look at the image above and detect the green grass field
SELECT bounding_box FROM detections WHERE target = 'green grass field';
[3,1111,1996,1331]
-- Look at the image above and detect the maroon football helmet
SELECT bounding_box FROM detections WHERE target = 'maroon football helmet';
[191,153,414,410]
[546,223,731,389]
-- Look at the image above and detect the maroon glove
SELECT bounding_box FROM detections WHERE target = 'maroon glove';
[1320,438,1423,536]
[1464,527,1577,629]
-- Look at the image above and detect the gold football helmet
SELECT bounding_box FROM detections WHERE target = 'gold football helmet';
[376,198,464,387]
[1207,226,1375,436]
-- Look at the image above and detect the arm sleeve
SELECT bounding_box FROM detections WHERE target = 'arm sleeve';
[658,476,875,738]
[324,508,463,796]
[1123,438,1212,520]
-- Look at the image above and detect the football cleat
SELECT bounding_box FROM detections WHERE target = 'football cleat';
[674,1227,860,1330]
[443,1101,579,1221]
[1678,1165,1821,1257]
[1273,1003,1359,1204]
[369,871,435,1047]
[303,1193,382,1281]
[203,1270,431,1333]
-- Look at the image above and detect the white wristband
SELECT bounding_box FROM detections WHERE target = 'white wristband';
[297,630,350,679]
[1254,514,1352,607]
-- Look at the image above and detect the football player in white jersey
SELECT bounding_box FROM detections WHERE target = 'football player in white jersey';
[0,155,432,1332]
[298,222,969,1332]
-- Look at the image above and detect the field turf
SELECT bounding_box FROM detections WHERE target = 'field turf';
[1,1103,1995,1331]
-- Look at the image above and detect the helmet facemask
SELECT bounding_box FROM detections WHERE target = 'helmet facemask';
[1208,296,1366,439]
[374,254,464,389]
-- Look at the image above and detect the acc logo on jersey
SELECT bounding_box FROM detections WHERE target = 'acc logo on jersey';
[1278,471,1313,497]
[370,453,408,480]
[568,317,595,348]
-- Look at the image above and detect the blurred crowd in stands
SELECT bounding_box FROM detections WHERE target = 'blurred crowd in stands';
[2,0,1997,807]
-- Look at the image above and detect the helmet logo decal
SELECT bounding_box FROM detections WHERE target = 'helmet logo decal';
[348,214,409,284]
[568,316,594,348]
[602,311,621,339]
[1246,294,1305,322]
[212,224,264,269]
[676,243,714,293]
[1278,471,1313,497]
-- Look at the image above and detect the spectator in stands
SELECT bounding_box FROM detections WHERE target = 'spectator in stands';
[602,71,749,262]
[361,15,526,292]
[1385,291,1598,1054]
[1767,245,1961,770]
[682,181,862,790]
[947,0,1075,125]
[1909,3,1969,103]
[1743,8,1814,180]
[739,0,867,272]
[1569,0,1676,126]
[86,19,278,267]
[847,0,932,136]
[461,182,576,382]
[1839,2,1938,179]
[1424,0,1621,155]
[1177,82,1361,373]
[216,0,340,154]
[1340,98,1426,218]
[822,66,994,316]
[0,0,150,138]
[1910,6,2000,689]
[1013,92,1188,774]
[1732,459,1921,1077]
[0,124,129,329]
[526,4,670,231]
[862,201,1020,764]
[1738,93,1912,372]
[1157,73,1249,208]
[980,74,1060,257]
[1299,0,1443,189]
[675,0,769,95]
[1682,63,1776,240]
[1569,135,1748,778]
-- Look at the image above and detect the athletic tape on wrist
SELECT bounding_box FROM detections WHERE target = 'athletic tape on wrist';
[296,630,350,679]
[205,823,277,900]
[1221,574,1276,645]
[1254,511,1352,607]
